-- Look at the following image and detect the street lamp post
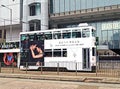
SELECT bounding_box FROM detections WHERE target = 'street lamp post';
[1,5,12,41]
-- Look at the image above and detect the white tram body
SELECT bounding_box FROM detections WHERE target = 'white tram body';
[20,25,96,71]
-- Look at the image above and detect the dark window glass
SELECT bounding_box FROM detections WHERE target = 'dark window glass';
[53,49,61,57]
[30,5,35,16]
[62,30,71,39]
[72,29,81,38]
[29,20,41,31]
[53,31,61,39]
[29,34,35,41]
[29,3,41,16]
[92,29,96,37]
[45,49,52,57]
[62,49,67,57]
[36,33,46,41]
[92,47,96,56]
[44,32,52,39]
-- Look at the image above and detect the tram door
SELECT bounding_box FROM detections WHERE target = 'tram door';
[82,48,90,69]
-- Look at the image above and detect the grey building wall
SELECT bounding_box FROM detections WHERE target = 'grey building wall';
[22,0,48,32]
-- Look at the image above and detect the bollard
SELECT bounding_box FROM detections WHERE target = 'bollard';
[75,62,77,76]
[96,62,98,76]
[12,63,14,73]
[40,62,43,74]
[26,62,28,74]
[118,71,120,78]
[0,62,1,73]
[57,62,59,75]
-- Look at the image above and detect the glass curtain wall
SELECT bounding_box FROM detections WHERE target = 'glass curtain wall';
[90,21,120,49]
[50,0,120,13]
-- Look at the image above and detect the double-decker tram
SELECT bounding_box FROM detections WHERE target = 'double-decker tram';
[19,24,96,71]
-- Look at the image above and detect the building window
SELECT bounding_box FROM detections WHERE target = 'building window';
[29,3,41,16]
[0,30,2,38]
[49,0,53,13]
[29,20,41,31]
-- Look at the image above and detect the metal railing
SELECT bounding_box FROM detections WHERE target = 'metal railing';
[0,61,120,77]
[96,61,120,77]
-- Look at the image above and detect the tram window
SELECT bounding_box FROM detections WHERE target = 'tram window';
[53,31,61,39]
[92,29,96,37]
[21,34,27,41]
[72,29,81,38]
[29,33,38,41]
[21,34,29,50]
[92,47,96,56]
[45,49,52,57]
[62,49,67,57]
[21,35,28,45]
[82,28,90,37]
[36,33,47,40]
[62,30,71,39]
[36,34,43,40]
[53,49,61,57]
[44,32,52,39]
[29,34,34,41]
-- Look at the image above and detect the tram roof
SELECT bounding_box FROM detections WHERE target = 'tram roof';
[20,26,95,35]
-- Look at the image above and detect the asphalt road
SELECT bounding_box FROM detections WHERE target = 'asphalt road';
[0,78,120,89]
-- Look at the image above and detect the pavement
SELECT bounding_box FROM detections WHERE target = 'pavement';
[0,73,120,84]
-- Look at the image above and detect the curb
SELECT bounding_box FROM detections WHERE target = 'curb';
[0,73,120,84]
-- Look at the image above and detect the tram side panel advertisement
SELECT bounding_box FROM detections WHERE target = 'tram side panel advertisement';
[20,34,44,66]
[29,40,44,66]
[0,53,17,66]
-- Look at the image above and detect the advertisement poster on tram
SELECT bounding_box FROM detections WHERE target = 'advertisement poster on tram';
[28,41,44,66]
[20,34,44,66]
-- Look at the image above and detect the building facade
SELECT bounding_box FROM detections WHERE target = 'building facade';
[0,0,120,55]
[0,0,21,42]
[0,0,21,67]
[22,0,48,32]
[49,0,120,55]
